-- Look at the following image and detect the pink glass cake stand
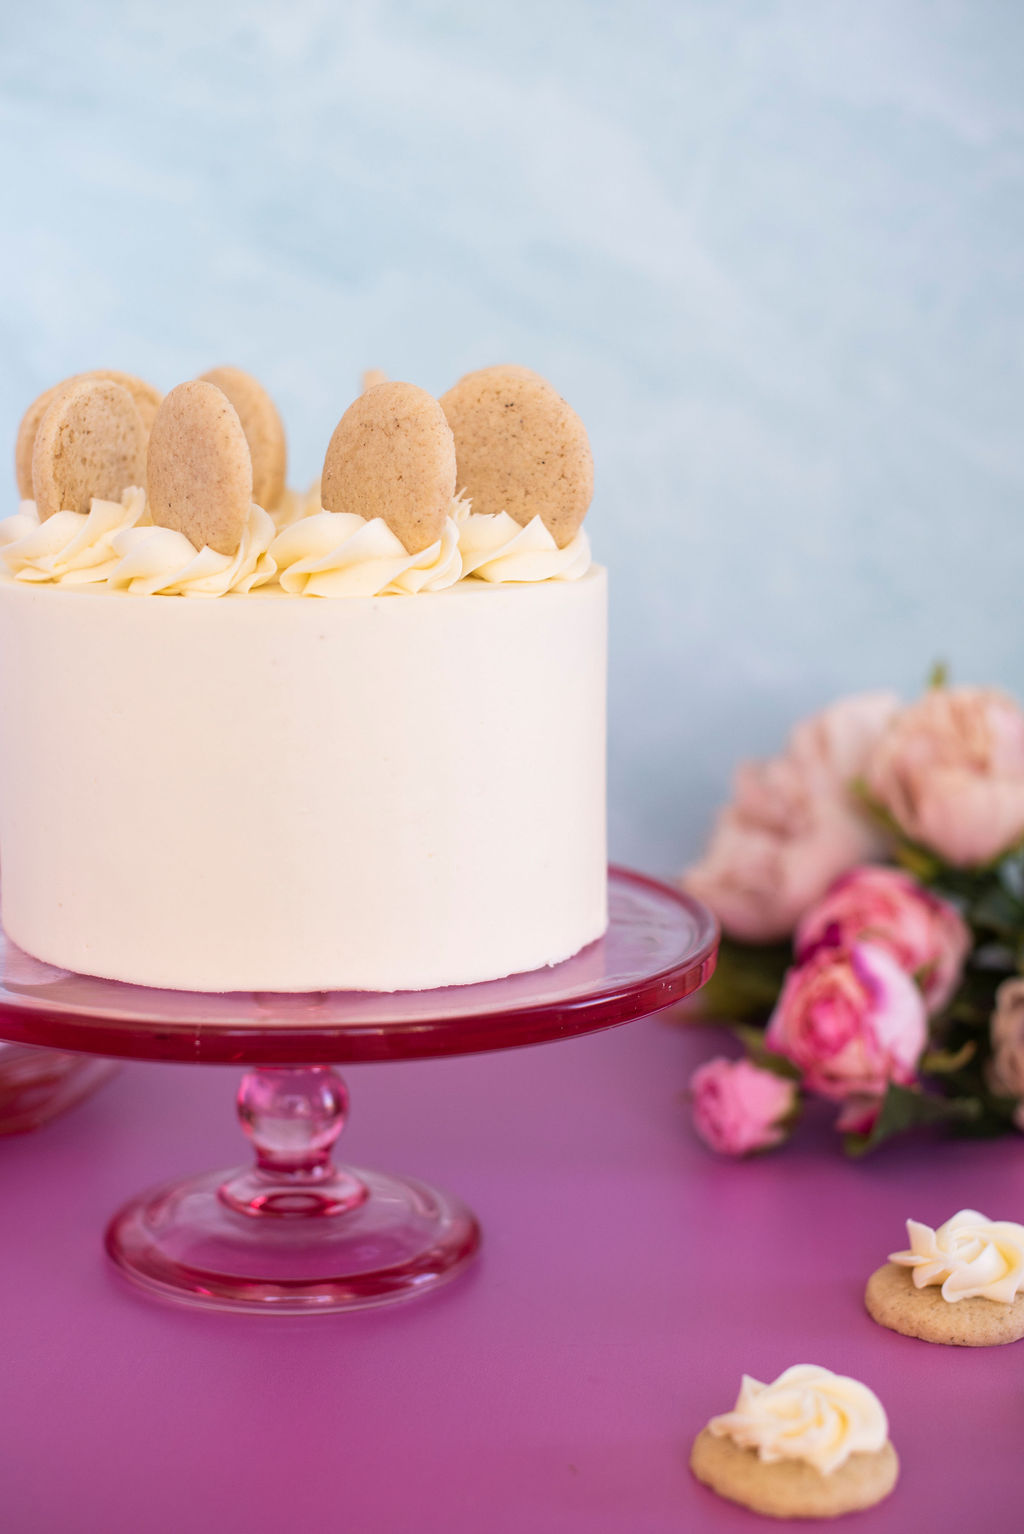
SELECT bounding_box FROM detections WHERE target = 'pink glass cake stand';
[0,867,717,1315]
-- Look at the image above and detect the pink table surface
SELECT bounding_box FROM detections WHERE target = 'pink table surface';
[2,1014,1023,1534]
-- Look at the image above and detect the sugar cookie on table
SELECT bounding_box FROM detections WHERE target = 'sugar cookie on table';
[690,1365,898,1520]
[439,364,593,548]
[199,366,287,512]
[321,381,456,554]
[30,378,147,521]
[865,1209,1024,1346]
[147,380,254,556]
[16,370,160,499]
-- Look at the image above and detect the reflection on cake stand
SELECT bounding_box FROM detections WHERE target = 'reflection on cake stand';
[0,942,119,1133]
[0,868,717,1315]
[0,1043,117,1135]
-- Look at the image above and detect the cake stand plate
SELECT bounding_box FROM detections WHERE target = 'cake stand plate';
[0,868,717,1314]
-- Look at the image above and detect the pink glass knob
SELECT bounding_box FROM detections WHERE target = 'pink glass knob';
[220,1066,367,1218]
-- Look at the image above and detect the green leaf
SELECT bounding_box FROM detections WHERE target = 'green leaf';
[965,883,1024,941]
[848,778,902,842]
[686,936,791,1025]
[732,1025,802,1081]
[843,1083,980,1157]
[926,660,949,689]
[921,1041,976,1075]
[893,842,944,884]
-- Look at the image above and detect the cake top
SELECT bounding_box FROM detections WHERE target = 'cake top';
[6,363,596,597]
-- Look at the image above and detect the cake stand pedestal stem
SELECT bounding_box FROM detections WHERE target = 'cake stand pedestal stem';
[220,1066,368,1217]
[104,1062,481,1313]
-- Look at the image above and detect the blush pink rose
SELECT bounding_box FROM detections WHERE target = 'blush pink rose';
[834,1095,883,1136]
[690,1057,798,1156]
[684,692,900,942]
[766,941,927,1102]
[795,866,969,1016]
[987,977,1024,1132]
[865,686,1024,867]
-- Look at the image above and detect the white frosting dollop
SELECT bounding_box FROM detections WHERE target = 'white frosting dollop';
[108,504,277,597]
[1,488,147,584]
[708,1365,888,1477]
[272,480,322,532]
[269,509,462,597]
[0,501,43,547]
[455,497,591,583]
[889,1210,1024,1303]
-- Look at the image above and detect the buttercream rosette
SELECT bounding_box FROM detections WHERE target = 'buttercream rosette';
[1,487,147,584]
[108,503,277,597]
[268,508,462,597]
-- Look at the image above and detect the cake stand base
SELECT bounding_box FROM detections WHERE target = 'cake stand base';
[104,1065,480,1314]
[107,1167,480,1315]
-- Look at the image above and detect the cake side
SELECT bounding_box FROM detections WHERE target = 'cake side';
[0,571,607,992]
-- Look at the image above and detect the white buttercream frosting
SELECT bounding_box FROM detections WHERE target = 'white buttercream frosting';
[272,480,322,532]
[269,509,462,596]
[2,489,594,595]
[1,488,147,584]
[455,496,591,582]
[108,504,277,596]
[0,502,43,547]
[707,1366,888,1477]
[0,566,608,990]
[889,1210,1024,1303]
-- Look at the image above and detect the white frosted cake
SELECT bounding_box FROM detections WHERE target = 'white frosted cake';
[0,364,607,992]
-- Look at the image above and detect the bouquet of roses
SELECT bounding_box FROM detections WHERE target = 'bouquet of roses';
[682,679,1024,1156]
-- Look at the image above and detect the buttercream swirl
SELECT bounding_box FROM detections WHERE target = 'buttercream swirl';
[269,509,461,596]
[889,1210,1024,1303]
[707,1365,888,1477]
[272,479,322,532]
[108,504,276,597]
[0,502,43,548]
[1,488,147,584]
[455,497,591,583]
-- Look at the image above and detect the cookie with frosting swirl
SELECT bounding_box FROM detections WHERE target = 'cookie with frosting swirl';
[691,1365,898,1518]
[866,1210,1024,1345]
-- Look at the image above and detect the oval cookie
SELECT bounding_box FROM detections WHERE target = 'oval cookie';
[322,382,456,554]
[199,366,287,511]
[16,370,161,498]
[439,365,593,547]
[88,370,162,436]
[147,381,253,556]
[16,383,66,499]
[31,378,146,520]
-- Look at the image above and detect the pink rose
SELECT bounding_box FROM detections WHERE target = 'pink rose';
[834,1095,883,1136]
[987,977,1024,1132]
[866,686,1024,867]
[684,692,900,942]
[795,866,969,1015]
[766,941,927,1102]
[690,1057,798,1156]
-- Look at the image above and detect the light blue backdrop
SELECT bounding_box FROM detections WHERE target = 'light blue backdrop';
[2,2,1021,875]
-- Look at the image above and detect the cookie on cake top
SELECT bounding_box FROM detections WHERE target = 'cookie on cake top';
[8,361,597,596]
